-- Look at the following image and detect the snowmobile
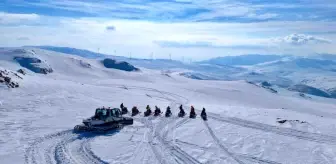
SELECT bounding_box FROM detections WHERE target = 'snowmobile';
[120,103,128,114]
[131,106,140,116]
[154,106,161,116]
[144,110,151,117]
[201,108,207,121]
[189,106,196,119]
[178,105,185,117]
[121,107,128,115]
[165,106,172,117]
[74,107,133,132]
[144,105,152,117]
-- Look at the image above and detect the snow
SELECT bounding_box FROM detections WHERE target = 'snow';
[1,48,336,164]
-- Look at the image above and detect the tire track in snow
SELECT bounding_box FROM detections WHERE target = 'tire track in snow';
[208,114,336,144]
[203,121,246,164]
[237,154,282,164]
[204,121,283,164]
[24,85,189,164]
[134,110,200,164]
[128,118,149,164]
[54,134,77,164]
[77,137,109,164]
[156,117,201,164]
[174,138,282,164]
[25,129,109,164]
[124,85,200,164]
[25,130,72,164]
[143,116,167,164]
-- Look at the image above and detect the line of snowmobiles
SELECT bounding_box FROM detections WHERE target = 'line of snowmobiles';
[122,103,207,121]
[74,104,207,132]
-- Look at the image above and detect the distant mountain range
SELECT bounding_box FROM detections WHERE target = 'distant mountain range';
[23,46,336,98]
[198,54,288,66]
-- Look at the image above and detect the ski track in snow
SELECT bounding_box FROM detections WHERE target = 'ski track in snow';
[208,114,336,144]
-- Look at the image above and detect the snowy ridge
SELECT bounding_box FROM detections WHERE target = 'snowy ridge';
[1,47,336,164]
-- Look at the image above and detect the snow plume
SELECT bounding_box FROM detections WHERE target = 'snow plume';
[274,34,331,45]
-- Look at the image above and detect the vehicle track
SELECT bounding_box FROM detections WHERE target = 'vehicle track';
[208,114,336,144]
[204,121,282,164]
[25,85,190,164]
[133,114,200,164]
[77,137,109,164]
[203,121,245,164]
[155,117,201,164]
[123,85,203,164]
[25,130,72,164]
[25,129,110,164]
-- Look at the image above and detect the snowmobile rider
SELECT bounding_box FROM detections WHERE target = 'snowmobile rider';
[179,105,185,115]
[132,106,139,115]
[201,108,207,117]
[120,103,128,114]
[189,105,196,118]
[165,106,172,117]
[154,106,161,115]
[145,105,152,116]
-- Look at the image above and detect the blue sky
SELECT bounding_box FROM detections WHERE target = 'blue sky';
[0,0,335,60]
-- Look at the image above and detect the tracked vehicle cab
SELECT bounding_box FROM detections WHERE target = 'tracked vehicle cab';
[74,107,133,132]
[94,108,122,120]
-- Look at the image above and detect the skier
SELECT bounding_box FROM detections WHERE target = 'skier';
[201,107,207,121]
[120,103,124,109]
[178,105,185,117]
[131,106,140,116]
[144,105,152,117]
[154,106,161,116]
[165,106,172,117]
[189,105,196,118]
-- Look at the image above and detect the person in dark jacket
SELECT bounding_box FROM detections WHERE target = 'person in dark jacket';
[189,105,196,118]
[144,105,152,116]
[178,105,185,117]
[165,106,172,117]
[154,106,161,116]
[201,107,207,120]
[132,106,139,116]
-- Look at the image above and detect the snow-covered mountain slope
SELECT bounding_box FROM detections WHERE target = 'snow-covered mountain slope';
[1,47,336,164]
[29,46,107,59]
[191,54,336,99]
[198,54,287,66]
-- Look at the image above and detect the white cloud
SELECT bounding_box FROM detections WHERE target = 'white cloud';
[0,15,336,59]
[21,0,279,21]
[247,13,278,20]
[0,12,40,25]
[274,33,331,45]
